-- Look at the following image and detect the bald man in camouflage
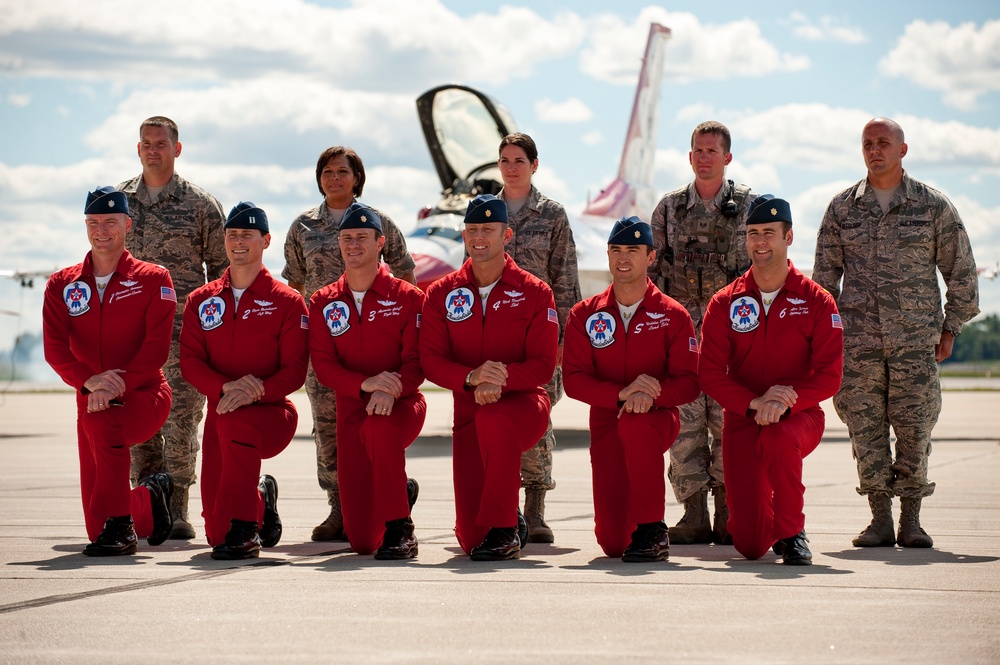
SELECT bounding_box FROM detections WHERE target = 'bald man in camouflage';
[813,117,979,549]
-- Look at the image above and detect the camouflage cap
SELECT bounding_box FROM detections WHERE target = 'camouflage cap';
[465,194,508,224]
[340,202,382,234]
[747,194,792,226]
[85,186,130,216]
[608,215,653,245]
[226,201,269,233]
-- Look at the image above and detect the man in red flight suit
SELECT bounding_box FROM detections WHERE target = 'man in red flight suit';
[309,203,425,560]
[699,196,843,565]
[564,217,700,562]
[180,202,309,560]
[43,186,176,556]
[420,194,558,561]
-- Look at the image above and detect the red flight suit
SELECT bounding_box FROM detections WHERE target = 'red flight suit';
[43,250,175,542]
[309,266,426,554]
[699,262,843,559]
[564,278,700,557]
[420,255,558,554]
[180,267,308,546]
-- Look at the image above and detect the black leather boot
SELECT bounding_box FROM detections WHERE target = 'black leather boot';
[140,472,174,546]
[775,530,812,565]
[471,527,520,561]
[622,521,670,562]
[407,478,419,510]
[258,475,282,548]
[211,519,261,560]
[83,515,138,557]
[375,518,418,560]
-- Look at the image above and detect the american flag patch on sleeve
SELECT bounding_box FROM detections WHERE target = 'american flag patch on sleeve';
[416,313,421,329]
[547,308,558,324]
[300,315,309,330]
[160,286,177,302]
[689,336,698,353]
[831,313,843,329]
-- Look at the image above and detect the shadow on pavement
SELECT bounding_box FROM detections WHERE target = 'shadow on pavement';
[823,548,999,566]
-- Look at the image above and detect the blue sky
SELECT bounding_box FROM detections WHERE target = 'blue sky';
[1,0,998,378]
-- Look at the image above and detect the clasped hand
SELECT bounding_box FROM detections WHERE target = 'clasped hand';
[84,369,125,413]
[218,374,265,414]
[363,371,403,416]
[749,384,798,426]
[617,374,660,418]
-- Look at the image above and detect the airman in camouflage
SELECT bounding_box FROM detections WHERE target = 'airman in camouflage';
[813,117,979,549]
[496,132,582,544]
[648,121,754,545]
[283,146,415,541]
[119,115,228,539]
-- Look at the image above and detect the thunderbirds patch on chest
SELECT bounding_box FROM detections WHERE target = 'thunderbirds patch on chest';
[323,300,351,337]
[729,296,761,333]
[198,296,226,331]
[585,311,616,348]
[445,287,474,322]
[63,281,92,317]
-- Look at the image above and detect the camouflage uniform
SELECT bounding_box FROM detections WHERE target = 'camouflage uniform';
[282,201,415,506]
[813,172,979,498]
[648,180,753,502]
[498,185,582,491]
[118,173,227,491]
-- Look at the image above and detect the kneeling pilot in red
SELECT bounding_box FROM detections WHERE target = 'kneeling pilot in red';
[310,203,425,559]
[699,196,843,564]
[43,186,177,556]
[421,194,558,561]
[180,202,308,560]
[564,217,699,562]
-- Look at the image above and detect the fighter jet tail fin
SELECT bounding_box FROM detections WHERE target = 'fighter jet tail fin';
[581,22,671,222]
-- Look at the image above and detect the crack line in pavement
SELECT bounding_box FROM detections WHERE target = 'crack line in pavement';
[0,559,290,614]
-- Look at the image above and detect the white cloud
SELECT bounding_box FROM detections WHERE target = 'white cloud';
[83,76,423,162]
[893,114,1000,171]
[952,196,1000,257]
[582,130,603,146]
[531,165,573,207]
[789,12,867,44]
[675,103,717,125]
[581,8,809,85]
[6,93,30,107]
[733,104,873,171]
[729,104,1000,172]
[0,0,584,88]
[535,97,593,123]
[880,20,1000,110]
[726,159,781,193]
[653,147,694,190]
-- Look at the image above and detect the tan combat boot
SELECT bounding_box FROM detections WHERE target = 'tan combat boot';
[712,487,733,545]
[668,490,712,544]
[852,493,895,547]
[524,488,554,543]
[311,489,346,541]
[897,497,933,548]
[168,486,196,540]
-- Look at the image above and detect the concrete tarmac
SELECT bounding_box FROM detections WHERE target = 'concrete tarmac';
[0,387,998,664]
